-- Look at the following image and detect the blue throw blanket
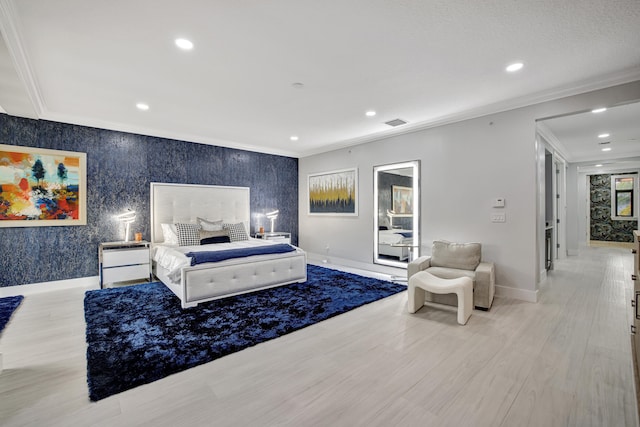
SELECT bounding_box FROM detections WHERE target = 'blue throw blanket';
[186,243,295,266]
[398,232,413,238]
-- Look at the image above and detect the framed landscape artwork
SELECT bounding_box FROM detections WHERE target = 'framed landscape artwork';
[308,168,358,216]
[0,144,87,227]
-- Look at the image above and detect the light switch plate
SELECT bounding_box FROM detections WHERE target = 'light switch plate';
[491,213,506,223]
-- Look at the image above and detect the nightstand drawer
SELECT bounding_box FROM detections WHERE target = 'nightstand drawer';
[255,232,291,245]
[102,264,150,283]
[267,236,290,244]
[103,248,149,267]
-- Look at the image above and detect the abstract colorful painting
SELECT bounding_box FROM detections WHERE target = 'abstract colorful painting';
[392,185,413,214]
[0,144,86,227]
[308,168,358,216]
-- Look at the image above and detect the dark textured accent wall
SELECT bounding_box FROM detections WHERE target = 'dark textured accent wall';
[589,173,637,242]
[0,114,298,287]
[377,172,412,230]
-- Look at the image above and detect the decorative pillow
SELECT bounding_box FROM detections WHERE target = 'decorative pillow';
[197,217,224,231]
[199,229,230,245]
[430,240,481,271]
[200,229,228,239]
[175,223,202,246]
[223,222,249,242]
[201,235,231,245]
[161,223,179,245]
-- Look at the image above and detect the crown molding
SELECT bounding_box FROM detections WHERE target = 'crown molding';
[536,122,571,162]
[576,157,640,174]
[299,70,640,158]
[39,110,301,158]
[0,0,45,117]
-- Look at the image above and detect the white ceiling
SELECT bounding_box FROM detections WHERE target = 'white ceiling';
[0,0,639,158]
[539,101,640,165]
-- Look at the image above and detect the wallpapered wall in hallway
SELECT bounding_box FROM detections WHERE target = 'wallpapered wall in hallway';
[590,173,637,242]
[0,114,298,287]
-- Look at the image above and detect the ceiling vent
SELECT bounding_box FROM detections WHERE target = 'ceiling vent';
[384,118,407,127]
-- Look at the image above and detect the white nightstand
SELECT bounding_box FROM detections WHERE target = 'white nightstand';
[255,232,291,244]
[99,241,151,288]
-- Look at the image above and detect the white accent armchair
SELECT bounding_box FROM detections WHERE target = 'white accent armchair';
[407,240,495,310]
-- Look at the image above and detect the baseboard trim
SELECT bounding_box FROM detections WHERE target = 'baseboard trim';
[0,276,99,297]
[305,252,407,279]
[495,284,538,303]
[0,266,539,303]
[307,252,536,303]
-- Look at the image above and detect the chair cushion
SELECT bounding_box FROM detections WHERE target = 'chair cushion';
[426,266,476,282]
[430,240,481,271]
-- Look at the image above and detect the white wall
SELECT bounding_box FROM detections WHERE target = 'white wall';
[566,163,580,255]
[299,80,640,302]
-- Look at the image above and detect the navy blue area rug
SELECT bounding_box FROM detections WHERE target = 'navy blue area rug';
[84,265,405,401]
[0,295,24,335]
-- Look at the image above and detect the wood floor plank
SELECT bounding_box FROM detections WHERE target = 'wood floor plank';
[0,247,638,426]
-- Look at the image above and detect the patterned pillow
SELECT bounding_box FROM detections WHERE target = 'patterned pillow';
[223,222,249,242]
[175,223,202,246]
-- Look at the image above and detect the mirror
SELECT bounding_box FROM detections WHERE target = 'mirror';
[374,160,420,268]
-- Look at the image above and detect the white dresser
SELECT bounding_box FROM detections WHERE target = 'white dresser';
[631,230,640,415]
[99,241,151,288]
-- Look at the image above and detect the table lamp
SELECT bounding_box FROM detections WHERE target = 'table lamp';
[115,209,136,242]
[266,209,279,233]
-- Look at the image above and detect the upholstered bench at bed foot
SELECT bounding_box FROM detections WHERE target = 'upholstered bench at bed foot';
[408,271,473,325]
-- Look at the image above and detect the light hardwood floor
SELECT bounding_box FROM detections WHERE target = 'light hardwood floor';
[0,246,638,426]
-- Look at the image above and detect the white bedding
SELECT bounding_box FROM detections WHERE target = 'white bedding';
[153,238,299,283]
[379,229,412,245]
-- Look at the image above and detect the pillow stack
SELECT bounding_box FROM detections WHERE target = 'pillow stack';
[197,217,230,244]
[160,218,250,245]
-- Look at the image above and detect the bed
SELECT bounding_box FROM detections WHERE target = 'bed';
[150,182,307,308]
[378,228,413,261]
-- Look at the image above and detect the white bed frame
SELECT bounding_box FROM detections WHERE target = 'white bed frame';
[150,182,307,308]
[378,243,409,261]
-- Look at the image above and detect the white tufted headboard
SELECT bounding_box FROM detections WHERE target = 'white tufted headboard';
[150,182,251,245]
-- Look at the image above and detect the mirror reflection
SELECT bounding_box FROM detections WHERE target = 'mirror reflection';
[374,161,420,268]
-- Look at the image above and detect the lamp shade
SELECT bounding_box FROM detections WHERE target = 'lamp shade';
[266,209,279,233]
[115,209,136,241]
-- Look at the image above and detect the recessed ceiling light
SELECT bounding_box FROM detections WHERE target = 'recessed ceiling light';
[506,62,523,72]
[365,111,376,117]
[175,38,194,50]
[591,107,607,113]
[136,102,149,111]
[290,135,299,141]
[598,133,610,138]
[595,164,603,167]
[601,147,612,152]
